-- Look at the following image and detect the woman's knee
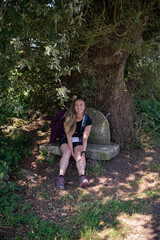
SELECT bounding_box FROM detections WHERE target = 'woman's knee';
[63,148,72,157]
[61,144,72,157]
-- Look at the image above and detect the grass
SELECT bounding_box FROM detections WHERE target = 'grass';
[140,131,160,149]
[0,182,152,240]
[0,180,159,239]
[58,193,75,203]
[128,177,144,187]
[78,192,93,201]
[145,189,160,199]
[36,191,51,200]
[1,134,160,239]
[39,149,53,164]
[1,165,159,240]
[146,162,160,172]
[68,198,148,240]
[86,160,105,176]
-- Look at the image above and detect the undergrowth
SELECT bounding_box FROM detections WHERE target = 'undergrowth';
[135,97,160,148]
[0,96,159,239]
[0,135,29,183]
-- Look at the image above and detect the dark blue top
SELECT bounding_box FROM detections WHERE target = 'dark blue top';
[72,115,92,138]
[60,114,92,141]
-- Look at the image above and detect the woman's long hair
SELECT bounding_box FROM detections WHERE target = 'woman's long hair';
[64,97,86,136]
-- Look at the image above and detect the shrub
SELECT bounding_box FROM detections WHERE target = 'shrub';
[0,135,29,181]
[135,98,160,133]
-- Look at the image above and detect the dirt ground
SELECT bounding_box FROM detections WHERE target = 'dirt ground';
[11,117,160,239]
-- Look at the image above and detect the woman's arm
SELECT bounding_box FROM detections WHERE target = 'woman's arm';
[82,125,92,153]
[66,134,73,154]
[66,134,77,160]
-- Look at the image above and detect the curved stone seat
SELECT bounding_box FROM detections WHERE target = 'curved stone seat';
[87,107,110,145]
[39,107,120,161]
[39,142,120,161]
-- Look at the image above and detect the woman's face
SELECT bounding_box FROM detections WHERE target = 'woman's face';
[75,100,85,115]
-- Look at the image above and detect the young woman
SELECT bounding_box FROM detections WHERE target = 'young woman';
[56,97,92,190]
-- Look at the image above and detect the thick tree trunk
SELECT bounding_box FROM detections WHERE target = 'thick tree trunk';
[105,61,135,144]
[82,48,135,145]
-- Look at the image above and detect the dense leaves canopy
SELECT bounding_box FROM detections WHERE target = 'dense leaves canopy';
[0,0,159,141]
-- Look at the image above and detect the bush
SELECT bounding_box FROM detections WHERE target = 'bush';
[0,90,30,125]
[0,134,29,181]
[135,98,160,133]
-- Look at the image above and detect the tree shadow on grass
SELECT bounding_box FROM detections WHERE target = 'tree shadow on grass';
[83,148,160,240]
[12,122,160,239]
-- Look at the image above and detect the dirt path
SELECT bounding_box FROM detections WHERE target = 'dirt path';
[17,117,160,240]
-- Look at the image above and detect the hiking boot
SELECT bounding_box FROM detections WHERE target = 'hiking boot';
[56,176,65,190]
[79,175,89,188]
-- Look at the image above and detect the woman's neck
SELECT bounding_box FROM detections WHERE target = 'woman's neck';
[76,113,83,121]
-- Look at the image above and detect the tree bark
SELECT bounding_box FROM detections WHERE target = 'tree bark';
[82,48,135,145]
[105,60,135,144]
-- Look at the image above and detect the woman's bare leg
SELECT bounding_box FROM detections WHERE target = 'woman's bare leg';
[74,145,86,176]
[59,144,71,176]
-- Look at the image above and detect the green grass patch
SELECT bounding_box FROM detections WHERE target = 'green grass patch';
[145,189,160,199]
[36,191,51,200]
[86,160,105,176]
[0,184,68,239]
[128,177,144,187]
[78,192,93,201]
[39,157,53,164]
[70,198,149,239]
[0,183,151,240]
[58,193,75,203]
[39,150,53,164]
[146,162,160,172]
[0,134,30,181]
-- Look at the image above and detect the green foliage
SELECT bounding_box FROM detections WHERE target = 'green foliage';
[126,44,160,98]
[0,183,60,239]
[0,0,86,110]
[58,194,75,203]
[72,198,148,239]
[135,98,160,133]
[0,0,159,142]
[72,77,98,105]
[0,86,30,124]
[145,190,160,199]
[87,160,105,176]
[0,175,156,239]
[146,159,160,172]
[0,134,29,181]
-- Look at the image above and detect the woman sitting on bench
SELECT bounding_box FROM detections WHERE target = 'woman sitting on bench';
[56,97,92,190]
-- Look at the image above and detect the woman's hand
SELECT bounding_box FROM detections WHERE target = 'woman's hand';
[81,154,86,161]
[72,152,86,161]
[72,152,77,160]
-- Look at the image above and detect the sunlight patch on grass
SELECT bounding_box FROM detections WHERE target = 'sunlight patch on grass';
[128,177,144,187]
[145,189,160,199]
[117,213,157,240]
[97,226,126,240]
[80,226,99,240]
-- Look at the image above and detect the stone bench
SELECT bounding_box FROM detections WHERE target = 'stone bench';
[39,108,120,161]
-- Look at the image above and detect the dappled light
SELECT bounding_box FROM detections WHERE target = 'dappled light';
[0,0,159,239]
[10,121,159,239]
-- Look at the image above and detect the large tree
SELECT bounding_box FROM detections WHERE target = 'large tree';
[0,0,159,144]
[62,0,160,144]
